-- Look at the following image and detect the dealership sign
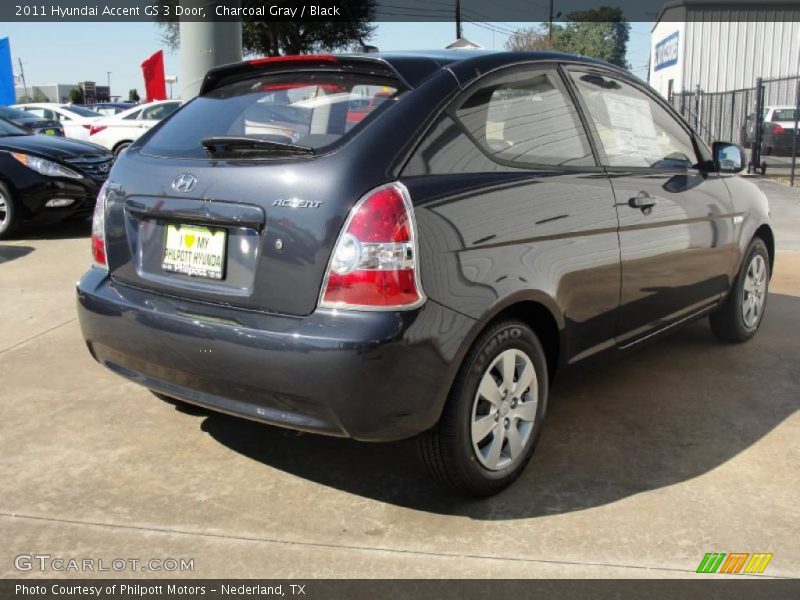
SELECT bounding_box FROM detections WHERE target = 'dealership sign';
[654,31,680,71]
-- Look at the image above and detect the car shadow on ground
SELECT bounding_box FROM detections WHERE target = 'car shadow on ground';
[16,218,91,240]
[186,293,800,520]
[0,245,34,264]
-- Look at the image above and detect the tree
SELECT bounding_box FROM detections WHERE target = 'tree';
[128,88,140,102]
[158,1,376,57]
[32,89,48,103]
[69,88,84,104]
[505,7,630,70]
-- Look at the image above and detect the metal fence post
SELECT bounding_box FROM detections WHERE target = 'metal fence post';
[752,78,764,174]
[791,77,800,186]
[730,91,736,141]
[694,84,701,131]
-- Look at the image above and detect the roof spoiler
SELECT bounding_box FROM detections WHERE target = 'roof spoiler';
[199,54,410,95]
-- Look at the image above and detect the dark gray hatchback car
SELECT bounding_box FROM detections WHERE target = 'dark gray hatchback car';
[77,51,773,496]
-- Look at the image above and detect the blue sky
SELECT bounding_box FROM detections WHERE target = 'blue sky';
[2,21,652,99]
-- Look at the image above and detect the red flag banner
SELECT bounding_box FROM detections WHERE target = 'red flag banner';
[141,50,166,102]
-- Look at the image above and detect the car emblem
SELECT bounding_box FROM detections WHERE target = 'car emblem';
[98,163,110,173]
[172,173,197,193]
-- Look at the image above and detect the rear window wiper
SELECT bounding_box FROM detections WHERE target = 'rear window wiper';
[201,136,314,156]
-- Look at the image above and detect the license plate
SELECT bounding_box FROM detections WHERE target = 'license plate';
[162,224,227,280]
[43,129,56,135]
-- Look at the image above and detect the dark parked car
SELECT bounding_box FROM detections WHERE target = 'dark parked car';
[0,118,112,238]
[0,105,64,136]
[77,51,773,496]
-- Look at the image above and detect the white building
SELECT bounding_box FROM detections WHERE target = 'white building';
[14,83,76,103]
[649,0,800,100]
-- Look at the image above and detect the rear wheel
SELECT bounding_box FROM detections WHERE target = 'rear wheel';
[418,320,548,497]
[113,141,132,157]
[150,390,210,415]
[0,182,18,240]
[710,237,770,343]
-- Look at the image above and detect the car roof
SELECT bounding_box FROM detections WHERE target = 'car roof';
[204,50,620,94]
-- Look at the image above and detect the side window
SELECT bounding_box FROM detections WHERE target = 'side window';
[569,71,698,169]
[142,103,179,120]
[123,109,143,120]
[57,112,70,121]
[454,68,594,167]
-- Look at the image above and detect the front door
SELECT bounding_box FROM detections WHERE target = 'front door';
[567,68,735,345]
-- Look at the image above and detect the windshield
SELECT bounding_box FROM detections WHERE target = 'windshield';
[0,106,36,120]
[0,118,30,136]
[62,105,101,118]
[142,72,400,158]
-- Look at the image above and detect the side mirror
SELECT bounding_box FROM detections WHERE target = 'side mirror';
[713,141,746,173]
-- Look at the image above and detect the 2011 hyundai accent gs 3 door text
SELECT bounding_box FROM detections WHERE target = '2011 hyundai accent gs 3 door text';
[76,51,773,496]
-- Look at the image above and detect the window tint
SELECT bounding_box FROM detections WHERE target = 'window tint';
[25,108,53,120]
[142,103,179,120]
[123,109,142,120]
[455,69,593,167]
[61,105,101,118]
[142,73,400,159]
[569,71,698,169]
[771,108,799,122]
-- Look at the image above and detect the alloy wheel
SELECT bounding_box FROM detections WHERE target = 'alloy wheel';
[742,253,767,329]
[0,191,9,234]
[470,349,538,471]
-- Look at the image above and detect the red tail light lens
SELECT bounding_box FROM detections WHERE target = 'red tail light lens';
[772,123,785,134]
[320,183,424,310]
[91,182,109,268]
[89,125,107,136]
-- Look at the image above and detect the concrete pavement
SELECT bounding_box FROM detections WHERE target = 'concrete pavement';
[1,191,799,578]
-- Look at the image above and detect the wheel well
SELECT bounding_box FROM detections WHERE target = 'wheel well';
[487,302,561,381]
[754,225,775,274]
[113,140,133,153]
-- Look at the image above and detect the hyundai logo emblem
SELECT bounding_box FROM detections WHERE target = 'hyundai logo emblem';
[171,173,197,193]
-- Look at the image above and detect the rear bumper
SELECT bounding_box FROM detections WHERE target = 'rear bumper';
[77,269,476,441]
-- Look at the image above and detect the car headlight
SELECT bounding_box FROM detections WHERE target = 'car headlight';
[10,152,82,179]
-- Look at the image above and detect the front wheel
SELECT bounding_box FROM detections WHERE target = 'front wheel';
[710,237,770,343]
[0,182,18,240]
[418,320,548,497]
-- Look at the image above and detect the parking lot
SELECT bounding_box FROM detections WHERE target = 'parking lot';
[1,178,799,579]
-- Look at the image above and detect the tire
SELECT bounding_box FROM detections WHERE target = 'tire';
[150,390,210,415]
[113,141,132,157]
[418,320,549,497]
[710,237,770,343]
[0,182,18,240]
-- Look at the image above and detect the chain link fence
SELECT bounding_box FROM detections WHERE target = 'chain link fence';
[670,75,800,184]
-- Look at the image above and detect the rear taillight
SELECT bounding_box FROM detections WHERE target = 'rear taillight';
[89,125,106,136]
[319,182,424,310]
[771,123,785,134]
[91,182,109,268]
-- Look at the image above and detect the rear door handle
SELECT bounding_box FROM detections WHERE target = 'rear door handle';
[628,192,657,210]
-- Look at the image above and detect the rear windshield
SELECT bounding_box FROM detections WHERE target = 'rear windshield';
[62,105,102,117]
[141,72,400,158]
[771,108,799,122]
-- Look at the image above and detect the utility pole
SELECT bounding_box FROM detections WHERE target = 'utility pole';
[455,0,462,40]
[547,0,555,49]
[18,58,28,99]
[106,71,111,94]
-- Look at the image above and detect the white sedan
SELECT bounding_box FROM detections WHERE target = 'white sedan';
[87,101,181,156]
[11,103,101,141]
